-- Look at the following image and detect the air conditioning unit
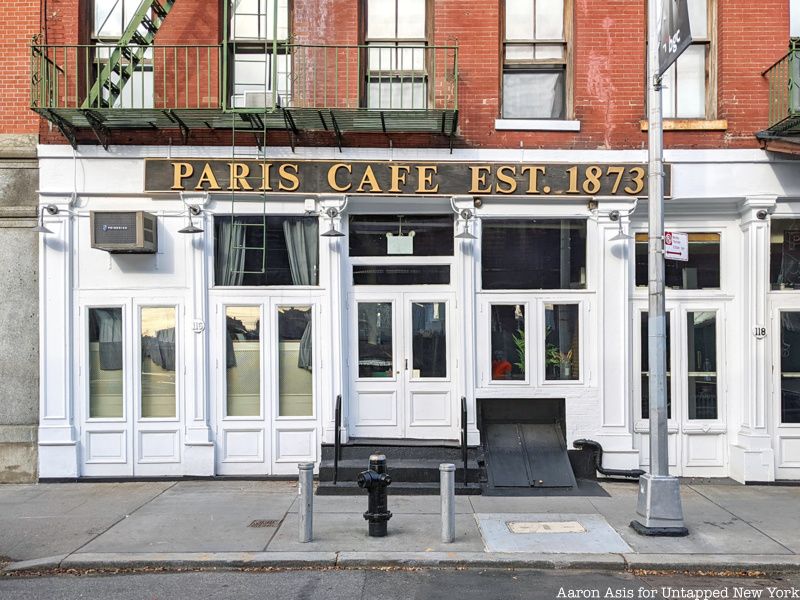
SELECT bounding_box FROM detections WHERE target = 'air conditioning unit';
[91,211,158,254]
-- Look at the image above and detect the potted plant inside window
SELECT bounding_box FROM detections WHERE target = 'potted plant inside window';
[546,345,574,379]
[512,329,525,378]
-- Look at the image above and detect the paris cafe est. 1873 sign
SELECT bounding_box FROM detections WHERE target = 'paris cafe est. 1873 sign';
[145,159,670,197]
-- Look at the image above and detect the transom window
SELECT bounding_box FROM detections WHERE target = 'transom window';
[502,0,571,119]
[635,232,720,290]
[660,0,716,119]
[364,0,429,109]
[770,219,800,291]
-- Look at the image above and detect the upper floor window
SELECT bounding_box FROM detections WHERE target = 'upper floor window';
[229,0,291,108]
[364,0,429,109]
[214,216,318,287]
[660,0,716,119]
[482,219,587,290]
[770,219,800,291]
[502,0,571,119]
[635,232,720,290]
[93,0,141,40]
[792,0,799,38]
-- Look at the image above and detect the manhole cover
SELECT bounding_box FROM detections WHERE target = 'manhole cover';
[248,519,280,528]
[506,521,586,534]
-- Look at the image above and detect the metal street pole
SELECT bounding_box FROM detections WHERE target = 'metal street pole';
[630,0,688,537]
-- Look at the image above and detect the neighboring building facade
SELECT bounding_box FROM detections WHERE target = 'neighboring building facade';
[23,0,800,483]
[0,0,40,483]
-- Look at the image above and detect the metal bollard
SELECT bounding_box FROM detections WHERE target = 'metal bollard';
[298,462,314,543]
[440,463,456,543]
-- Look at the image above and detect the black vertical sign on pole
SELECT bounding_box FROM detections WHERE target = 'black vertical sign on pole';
[657,0,693,76]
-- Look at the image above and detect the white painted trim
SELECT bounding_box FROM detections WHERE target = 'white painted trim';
[494,119,581,132]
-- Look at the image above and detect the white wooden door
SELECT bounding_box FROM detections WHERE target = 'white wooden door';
[772,306,800,479]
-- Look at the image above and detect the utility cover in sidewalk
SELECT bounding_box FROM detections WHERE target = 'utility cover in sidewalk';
[476,513,632,553]
[507,521,585,534]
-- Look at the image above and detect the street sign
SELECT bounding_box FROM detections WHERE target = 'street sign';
[664,231,689,261]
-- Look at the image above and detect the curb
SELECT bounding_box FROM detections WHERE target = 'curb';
[624,554,800,574]
[336,552,626,570]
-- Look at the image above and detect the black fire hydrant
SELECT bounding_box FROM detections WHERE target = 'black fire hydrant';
[357,453,392,537]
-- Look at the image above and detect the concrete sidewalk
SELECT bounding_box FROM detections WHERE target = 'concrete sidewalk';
[2,479,800,574]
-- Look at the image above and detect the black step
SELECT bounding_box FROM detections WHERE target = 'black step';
[318,458,481,484]
[321,443,476,462]
[316,480,482,496]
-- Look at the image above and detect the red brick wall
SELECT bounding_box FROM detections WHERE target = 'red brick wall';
[0,0,41,135]
[36,0,791,149]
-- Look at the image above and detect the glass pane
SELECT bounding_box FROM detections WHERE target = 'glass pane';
[675,45,706,118]
[482,219,587,289]
[226,306,261,417]
[353,265,450,285]
[505,45,535,61]
[141,307,177,419]
[535,0,564,39]
[661,61,677,118]
[491,305,526,381]
[635,233,720,289]
[89,308,124,419]
[687,311,717,420]
[278,307,313,417]
[782,313,800,423]
[358,303,394,378]
[793,0,800,37]
[397,0,426,39]
[641,312,673,419]
[535,44,564,60]
[233,14,260,38]
[94,0,123,38]
[349,215,453,257]
[214,216,318,287]
[687,0,708,39]
[505,0,534,40]
[545,304,579,381]
[367,80,427,109]
[502,71,565,119]
[367,0,396,38]
[770,220,800,290]
[411,302,447,378]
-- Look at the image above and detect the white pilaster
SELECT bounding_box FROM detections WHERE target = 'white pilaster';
[730,196,777,483]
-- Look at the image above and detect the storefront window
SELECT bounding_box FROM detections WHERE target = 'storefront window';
[490,305,526,381]
[482,219,586,289]
[770,220,800,290]
[781,312,800,424]
[640,312,672,419]
[89,307,124,419]
[140,307,177,419]
[278,307,313,417]
[411,302,447,378]
[353,265,450,285]
[214,216,318,287]
[349,215,454,257]
[226,306,261,417]
[544,304,579,381]
[358,302,394,378]
[687,311,717,420]
[635,233,720,290]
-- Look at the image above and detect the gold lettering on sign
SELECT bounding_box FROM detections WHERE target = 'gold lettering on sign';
[469,166,491,194]
[357,165,382,193]
[171,162,193,190]
[195,163,221,191]
[389,165,411,193]
[495,165,517,194]
[278,164,300,192]
[416,166,439,193]
[228,163,253,191]
[521,166,546,194]
[624,167,645,195]
[258,163,273,191]
[327,163,352,192]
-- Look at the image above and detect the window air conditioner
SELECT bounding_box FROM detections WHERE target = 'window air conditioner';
[91,211,158,254]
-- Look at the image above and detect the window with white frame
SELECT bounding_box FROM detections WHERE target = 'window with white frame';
[490,304,526,381]
[792,0,800,38]
[502,0,570,119]
[229,0,291,108]
[364,0,429,109]
[660,0,715,119]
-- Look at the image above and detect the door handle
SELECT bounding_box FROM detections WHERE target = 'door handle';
[405,358,408,371]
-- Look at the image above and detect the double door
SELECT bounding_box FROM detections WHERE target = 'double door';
[771,301,800,479]
[349,292,457,439]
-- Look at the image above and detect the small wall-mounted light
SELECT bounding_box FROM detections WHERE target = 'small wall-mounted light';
[757,209,769,221]
[178,205,204,234]
[455,208,477,240]
[609,209,633,242]
[320,207,345,237]
[32,204,59,235]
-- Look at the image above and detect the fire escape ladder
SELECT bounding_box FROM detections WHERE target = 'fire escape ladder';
[82,0,176,109]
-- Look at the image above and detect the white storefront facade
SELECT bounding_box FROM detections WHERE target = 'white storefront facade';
[36,144,800,482]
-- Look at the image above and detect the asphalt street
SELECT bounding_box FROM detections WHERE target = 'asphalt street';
[1,569,799,600]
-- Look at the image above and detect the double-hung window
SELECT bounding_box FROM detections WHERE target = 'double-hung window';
[364,0,428,109]
[660,0,716,119]
[502,0,571,119]
[229,0,291,108]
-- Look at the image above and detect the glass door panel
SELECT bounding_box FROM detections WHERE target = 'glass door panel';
[357,302,394,378]
[687,311,718,420]
[781,312,800,424]
[225,306,262,417]
[410,302,447,378]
